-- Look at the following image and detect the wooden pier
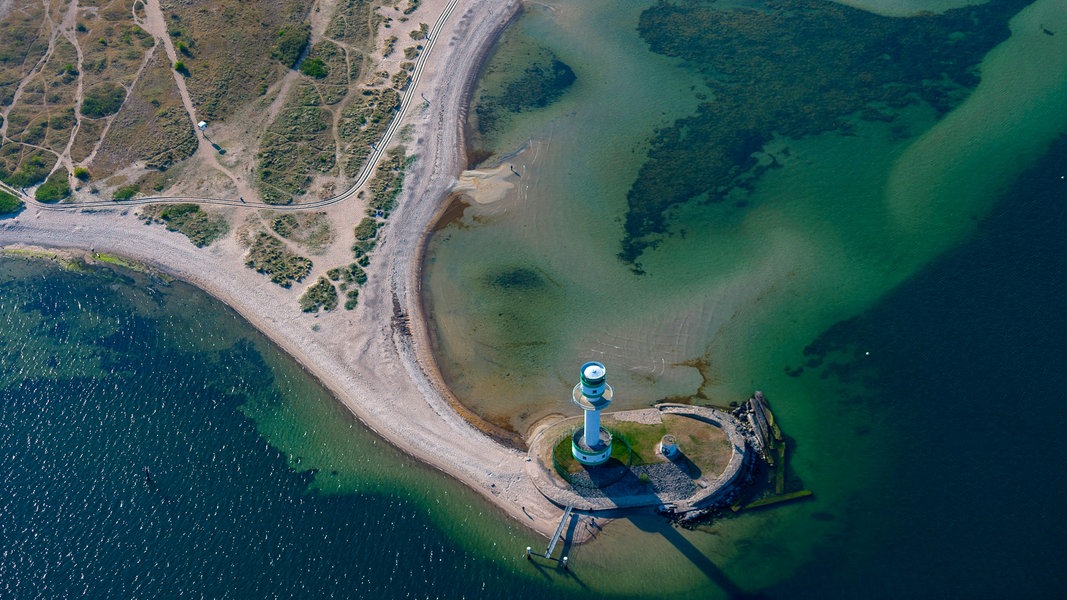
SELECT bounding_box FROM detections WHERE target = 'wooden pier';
[545,505,573,559]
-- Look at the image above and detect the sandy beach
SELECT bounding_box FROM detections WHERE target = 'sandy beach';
[0,0,581,541]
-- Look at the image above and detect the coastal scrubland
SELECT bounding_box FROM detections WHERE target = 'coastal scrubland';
[1,0,418,211]
[255,0,412,204]
[302,145,411,312]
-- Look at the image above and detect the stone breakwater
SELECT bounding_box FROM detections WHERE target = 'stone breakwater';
[526,404,752,512]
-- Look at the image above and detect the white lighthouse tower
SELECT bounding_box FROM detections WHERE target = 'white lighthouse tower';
[571,361,613,465]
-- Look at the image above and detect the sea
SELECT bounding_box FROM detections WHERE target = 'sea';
[4,0,1067,597]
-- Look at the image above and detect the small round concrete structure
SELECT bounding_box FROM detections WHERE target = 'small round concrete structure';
[659,434,678,459]
[571,361,613,465]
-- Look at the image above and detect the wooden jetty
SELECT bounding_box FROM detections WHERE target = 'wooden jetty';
[545,505,573,559]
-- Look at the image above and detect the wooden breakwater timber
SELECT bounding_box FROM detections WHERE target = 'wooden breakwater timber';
[729,391,813,513]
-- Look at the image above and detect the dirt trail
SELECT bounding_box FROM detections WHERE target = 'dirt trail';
[56,0,84,177]
[136,0,254,200]
[80,42,156,167]
[263,0,339,127]
[0,2,61,142]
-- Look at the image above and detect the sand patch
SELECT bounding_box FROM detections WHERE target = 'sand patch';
[452,164,516,204]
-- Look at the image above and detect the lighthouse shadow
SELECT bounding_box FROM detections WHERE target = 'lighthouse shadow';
[632,514,765,600]
[571,458,631,489]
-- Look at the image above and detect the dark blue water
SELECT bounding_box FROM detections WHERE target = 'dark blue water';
[772,134,1067,598]
[0,260,585,599]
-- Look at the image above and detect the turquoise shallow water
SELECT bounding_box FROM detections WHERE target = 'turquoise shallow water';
[421,0,1067,596]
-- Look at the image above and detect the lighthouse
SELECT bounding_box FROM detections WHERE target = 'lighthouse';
[571,361,613,465]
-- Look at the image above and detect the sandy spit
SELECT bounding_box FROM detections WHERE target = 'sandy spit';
[0,0,587,542]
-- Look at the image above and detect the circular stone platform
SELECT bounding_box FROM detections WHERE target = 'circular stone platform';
[526,404,752,512]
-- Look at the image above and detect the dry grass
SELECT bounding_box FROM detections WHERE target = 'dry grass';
[159,0,310,121]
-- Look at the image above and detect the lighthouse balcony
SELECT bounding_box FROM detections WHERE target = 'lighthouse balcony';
[571,427,613,465]
[571,383,613,410]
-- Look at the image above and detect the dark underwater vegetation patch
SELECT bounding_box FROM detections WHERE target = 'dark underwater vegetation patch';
[620,0,1030,268]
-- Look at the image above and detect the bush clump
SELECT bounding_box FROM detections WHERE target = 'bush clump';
[245,232,312,287]
[0,190,24,215]
[272,25,311,68]
[366,147,410,218]
[81,82,127,118]
[300,57,327,78]
[34,170,71,202]
[1,151,56,187]
[112,184,140,200]
[353,216,381,241]
[327,262,367,286]
[141,203,229,247]
[299,277,339,312]
[326,263,368,310]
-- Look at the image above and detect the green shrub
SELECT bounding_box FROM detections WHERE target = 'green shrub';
[343,288,359,310]
[353,217,381,241]
[365,147,409,217]
[73,167,90,181]
[409,23,428,40]
[81,83,126,118]
[142,203,229,247]
[0,190,23,215]
[272,25,310,68]
[174,61,188,76]
[112,184,139,200]
[245,232,312,287]
[300,57,327,78]
[271,214,299,237]
[2,152,54,187]
[326,262,367,286]
[299,277,339,312]
[382,35,398,57]
[35,170,71,202]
